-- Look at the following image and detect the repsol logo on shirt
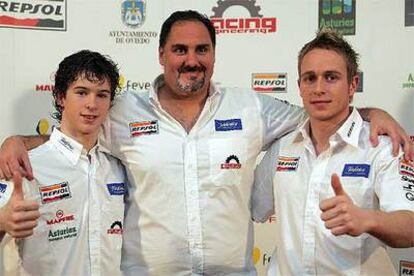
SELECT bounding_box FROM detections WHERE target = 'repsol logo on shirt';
[129,120,158,137]
[400,260,414,275]
[39,182,71,204]
[48,226,77,242]
[276,156,300,172]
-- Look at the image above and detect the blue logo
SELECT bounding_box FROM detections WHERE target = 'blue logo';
[0,183,6,193]
[342,164,370,178]
[122,0,146,28]
[107,183,125,196]
[215,119,243,131]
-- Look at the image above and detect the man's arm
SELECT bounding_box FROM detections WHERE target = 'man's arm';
[320,174,414,248]
[0,135,49,180]
[358,107,413,160]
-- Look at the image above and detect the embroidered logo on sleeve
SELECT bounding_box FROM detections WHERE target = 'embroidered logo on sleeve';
[129,120,158,137]
[106,183,125,196]
[0,183,7,194]
[107,221,123,235]
[342,164,370,178]
[221,155,242,169]
[275,156,300,172]
[400,160,414,201]
[215,119,242,131]
[39,182,71,204]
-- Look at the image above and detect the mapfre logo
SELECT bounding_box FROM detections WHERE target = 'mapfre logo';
[210,0,277,35]
[47,210,75,225]
[0,0,66,31]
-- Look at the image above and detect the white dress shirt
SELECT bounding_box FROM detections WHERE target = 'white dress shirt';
[0,128,126,276]
[253,108,414,276]
[101,74,306,275]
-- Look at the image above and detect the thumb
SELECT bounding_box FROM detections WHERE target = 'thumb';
[331,174,345,196]
[11,171,24,201]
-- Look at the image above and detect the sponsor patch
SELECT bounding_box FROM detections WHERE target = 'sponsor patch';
[48,226,77,242]
[106,183,125,196]
[347,121,355,137]
[0,183,7,194]
[400,260,414,276]
[129,120,158,137]
[342,164,370,178]
[47,210,75,225]
[400,159,414,178]
[107,221,123,235]
[59,137,74,151]
[252,73,287,93]
[39,182,71,204]
[215,119,242,132]
[220,155,242,169]
[276,156,300,172]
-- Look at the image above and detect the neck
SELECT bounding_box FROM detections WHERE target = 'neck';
[157,84,210,132]
[59,126,98,152]
[309,112,350,156]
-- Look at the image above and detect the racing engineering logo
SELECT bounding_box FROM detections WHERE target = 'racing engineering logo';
[107,221,123,235]
[221,155,242,169]
[210,0,277,34]
[319,0,356,35]
[0,0,66,31]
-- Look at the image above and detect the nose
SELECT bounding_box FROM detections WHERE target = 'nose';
[185,50,199,66]
[86,94,98,110]
[313,77,326,96]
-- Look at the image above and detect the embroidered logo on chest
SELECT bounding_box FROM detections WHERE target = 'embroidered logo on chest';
[221,155,242,169]
[107,221,123,235]
[129,120,159,137]
[107,183,125,196]
[215,119,242,131]
[275,156,300,172]
[342,164,370,178]
[39,182,71,204]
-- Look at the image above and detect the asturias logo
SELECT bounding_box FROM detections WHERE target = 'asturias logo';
[319,0,356,35]
[210,0,277,35]
[402,73,414,89]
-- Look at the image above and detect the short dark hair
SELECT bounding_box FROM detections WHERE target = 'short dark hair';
[159,10,216,48]
[52,50,120,122]
[298,29,359,83]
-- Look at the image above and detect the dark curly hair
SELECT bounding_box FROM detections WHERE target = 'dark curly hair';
[52,50,120,122]
[159,10,216,49]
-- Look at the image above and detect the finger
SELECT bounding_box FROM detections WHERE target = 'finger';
[330,225,348,236]
[7,158,22,180]
[331,174,345,196]
[321,205,342,221]
[20,154,34,181]
[402,138,414,161]
[3,162,13,180]
[11,229,35,239]
[390,132,400,157]
[10,219,38,231]
[323,216,345,229]
[369,125,379,147]
[11,172,24,200]
[13,201,39,213]
[319,197,339,212]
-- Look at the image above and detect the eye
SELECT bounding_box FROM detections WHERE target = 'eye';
[196,45,209,55]
[98,92,110,98]
[325,73,339,82]
[173,46,186,55]
[302,74,316,84]
[76,90,87,96]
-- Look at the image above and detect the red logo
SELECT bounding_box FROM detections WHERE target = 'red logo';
[107,221,123,235]
[46,210,75,225]
[220,155,242,169]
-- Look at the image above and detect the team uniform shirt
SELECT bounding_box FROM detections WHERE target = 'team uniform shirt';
[0,128,126,276]
[253,108,414,276]
[100,74,306,275]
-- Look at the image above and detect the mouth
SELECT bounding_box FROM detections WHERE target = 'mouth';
[81,114,99,123]
[310,100,331,108]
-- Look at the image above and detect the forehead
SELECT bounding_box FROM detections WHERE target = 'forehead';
[69,73,110,90]
[301,48,347,73]
[165,20,212,46]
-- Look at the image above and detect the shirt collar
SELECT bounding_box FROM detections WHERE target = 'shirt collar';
[148,74,221,106]
[291,107,362,148]
[50,128,102,165]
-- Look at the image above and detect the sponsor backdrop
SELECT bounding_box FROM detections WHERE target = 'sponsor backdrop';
[0,0,413,275]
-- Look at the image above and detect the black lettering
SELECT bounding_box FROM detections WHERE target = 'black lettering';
[20,3,32,13]
[41,5,54,15]
[0,1,7,12]
[55,5,62,15]
[9,1,19,12]
[31,4,41,14]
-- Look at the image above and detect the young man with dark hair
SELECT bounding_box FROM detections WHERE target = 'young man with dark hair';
[0,11,412,275]
[0,50,126,275]
[253,29,414,275]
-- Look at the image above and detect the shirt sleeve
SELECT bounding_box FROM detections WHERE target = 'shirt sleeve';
[374,142,414,212]
[257,94,307,151]
[251,141,279,222]
[99,117,113,154]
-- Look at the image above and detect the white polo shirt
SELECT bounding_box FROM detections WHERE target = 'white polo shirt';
[0,128,126,276]
[101,74,306,275]
[253,108,414,276]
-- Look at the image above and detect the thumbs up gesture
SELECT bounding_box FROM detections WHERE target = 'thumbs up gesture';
[319,174,370,237]
[0,172,40,238]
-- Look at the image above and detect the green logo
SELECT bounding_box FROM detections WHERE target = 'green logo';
[319,0,356,35]
[403,73,414,88]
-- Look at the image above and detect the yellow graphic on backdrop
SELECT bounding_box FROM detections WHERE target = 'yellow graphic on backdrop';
[36,119,50,135]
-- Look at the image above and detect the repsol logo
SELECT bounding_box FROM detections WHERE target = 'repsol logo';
[0,1,63,15]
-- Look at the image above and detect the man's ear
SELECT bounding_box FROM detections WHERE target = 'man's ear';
[348,74,359,102]
[159,47,165,66]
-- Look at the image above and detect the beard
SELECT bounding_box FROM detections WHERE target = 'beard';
[175,63,207,93]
